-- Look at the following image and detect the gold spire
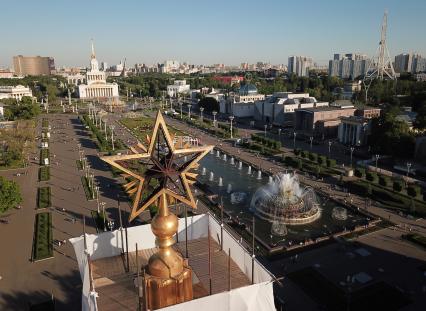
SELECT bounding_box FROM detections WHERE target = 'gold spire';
[90,39,96,59]
[100,111,212,309]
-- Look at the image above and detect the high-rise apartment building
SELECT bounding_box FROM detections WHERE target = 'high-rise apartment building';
[328,53,369,79]
[394,53,425,73]
[288,56,313,77]
[13,55,55,76]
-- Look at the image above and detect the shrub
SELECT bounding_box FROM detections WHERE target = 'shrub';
[295,158,302,170]
[308,152,317,162]
[301,151,307,158]
[317,155,326,166]
[378,175,390,187]
[326,158,336,168]
[393,180,403,192]
[275,141,282,149]
[294,149,301,156]
[354,167,365,178]
[366,171,378,183]
[407,185,421,198]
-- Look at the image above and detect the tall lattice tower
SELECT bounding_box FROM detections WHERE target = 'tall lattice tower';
[363,10,396,101]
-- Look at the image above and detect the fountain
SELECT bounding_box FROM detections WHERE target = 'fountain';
[216,150,220,158]
[210,149,214,155]
[209,171,214,181]
[332,207,348,220]
[227,183,232,193]
[230,192,247,204]
[201,167,206,176]
[268,176,273,184]
[247,166,252,175]
[271,220,288,236]
[223,154,227,161]
[250,173,321,226]
[238,161,243,170]
[230,157,235,165]
[218,177,223,187]
[184,155,187,162]
[257,170,262,180]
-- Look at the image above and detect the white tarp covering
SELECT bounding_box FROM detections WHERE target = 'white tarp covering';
[160,282,275,311]
[70,214,274,311]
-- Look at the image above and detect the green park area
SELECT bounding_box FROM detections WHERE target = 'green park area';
[120,116,184,141]
[80,115,125,153]
[32,212,53,261]
[37,187,51,209]
[0,176,22,214]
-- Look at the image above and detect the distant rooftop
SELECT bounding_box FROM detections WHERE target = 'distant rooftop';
[239,84,258,96]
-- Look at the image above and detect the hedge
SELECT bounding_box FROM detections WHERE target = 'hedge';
[407,185,421,198]
[378,175,391,187]
[354,167,365,178]
[317,155,327,166]
[393,180,404,192]
[308,152,317,162]
[366,171,378,183]
[326,158,336,168]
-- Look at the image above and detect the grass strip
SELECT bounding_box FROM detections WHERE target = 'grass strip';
[32,212,53,261]
[37,187,51,209]
[38,166,50,181]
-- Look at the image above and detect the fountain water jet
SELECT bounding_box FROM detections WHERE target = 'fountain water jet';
[268,176,273,184]
[218,177,223,187]
[230,157,235,165]
[227,183,232,193]
[209,171,214,181]
[216,150,220,158]
[257,170,262,180]
[247,166,252,175]
[238,161,243,170]
[201,167,206,176]
[223,154,227,161]
[251,173,320,226]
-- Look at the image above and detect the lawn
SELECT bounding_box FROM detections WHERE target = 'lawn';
[76,159,83,170]
[81,176,95,200]
[402,233,426,248]
[38,166,50,181]
[37,187,51,209]
[32,212,53,261]
[40,148,49,165]
[120,117,184,142]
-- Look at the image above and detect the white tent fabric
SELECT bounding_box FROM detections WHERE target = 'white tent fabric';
[160,282,275,311]
[70,214,274,311]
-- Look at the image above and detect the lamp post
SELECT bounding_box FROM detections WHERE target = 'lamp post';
[309,136,313,150]
[375,154,380,172]
[328,140,332,157]
[406,162,412,179]
[278,128,282,141]
[110,125,115,151]
[104,121,108,141]
[188,104,192,120]
[229,115,235,139]
[100,202,106,231]
[350,146,355,167]
[179,101,183,119]
[200,107,204,122]
[293,132,297,150]
[212,111,217,127]
[264,124,267,138]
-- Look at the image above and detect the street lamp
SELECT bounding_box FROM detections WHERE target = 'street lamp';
[293,132,297,150]
[328,140,332,157]
[406,162,412,179]
[278,128,282,141]
[179,101,183,119]
[309,136,313,150]
[188,104,192,120]
[350,146,355,167]
[110,125,115,151]
[200,107,204,122]
[375,154,380,172]
[212,111,217,127]
[229,115,235,139]
[264,124,267,138]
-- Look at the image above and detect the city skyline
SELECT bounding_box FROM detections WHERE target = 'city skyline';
[1,0,426,68]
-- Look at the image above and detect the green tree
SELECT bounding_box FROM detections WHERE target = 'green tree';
[198,97,219,113]
[0,176,22,214]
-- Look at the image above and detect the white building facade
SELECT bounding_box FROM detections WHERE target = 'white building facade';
[78,43,119,99]
[167,80,190,97]
[0,85,33,100]
[288,56,313,77]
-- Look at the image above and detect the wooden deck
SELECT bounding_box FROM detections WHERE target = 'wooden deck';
[91,237,250,310]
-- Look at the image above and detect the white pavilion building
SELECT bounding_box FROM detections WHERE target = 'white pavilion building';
[78,42,119,99]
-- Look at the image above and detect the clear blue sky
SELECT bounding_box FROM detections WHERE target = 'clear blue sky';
[1,0,425,68]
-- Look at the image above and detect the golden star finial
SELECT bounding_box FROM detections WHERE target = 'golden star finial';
[101,111,212,222]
